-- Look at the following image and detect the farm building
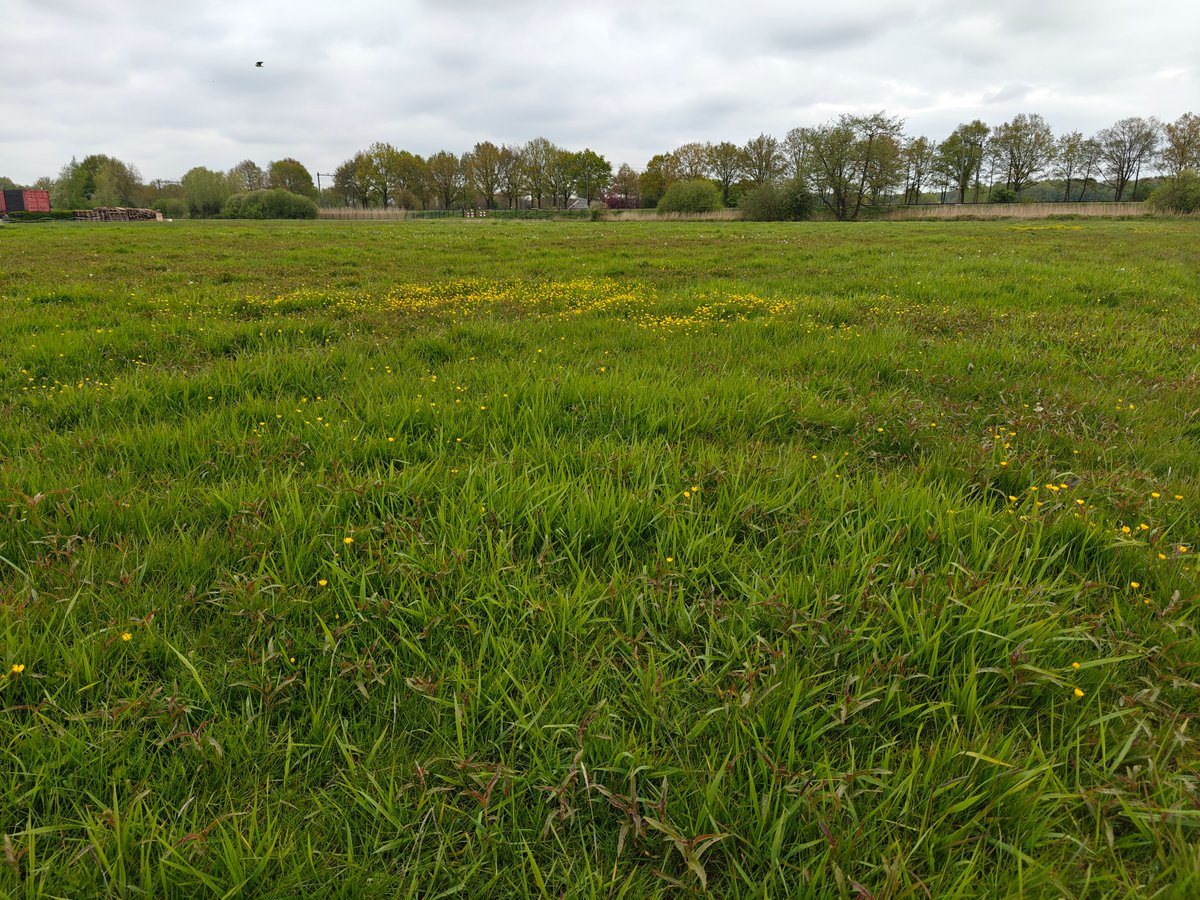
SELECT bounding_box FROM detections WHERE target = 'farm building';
[0,189,51,214]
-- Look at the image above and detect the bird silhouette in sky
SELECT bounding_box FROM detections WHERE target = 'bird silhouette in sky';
[255,61,264,67]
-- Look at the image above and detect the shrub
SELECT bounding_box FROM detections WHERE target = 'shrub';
[738,178,814,221]
[152,198,188,218]
[657,179,723,214]
[989,186,1018,203]
[6,209,77,221]
[223,189,318,219]
[1147,171,1200,214]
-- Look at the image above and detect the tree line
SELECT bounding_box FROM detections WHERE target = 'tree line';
[4,111,1197,219]
[326,111,1199,217]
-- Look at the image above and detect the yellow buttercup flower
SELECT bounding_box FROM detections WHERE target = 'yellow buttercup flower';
[10,664,25,675]
[343,537,354,545]
[121,632,132,642]
[1073,688,1085,698]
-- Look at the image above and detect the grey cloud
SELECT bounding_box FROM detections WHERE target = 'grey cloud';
[983,83,1034,105]
[1,0,1198,184]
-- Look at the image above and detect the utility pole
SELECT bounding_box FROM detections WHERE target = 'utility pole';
[315,173,335,206]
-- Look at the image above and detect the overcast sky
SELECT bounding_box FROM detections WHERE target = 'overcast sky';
[2,0,1196,184]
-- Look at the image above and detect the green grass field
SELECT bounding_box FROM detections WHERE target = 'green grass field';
[1,218,1198,897]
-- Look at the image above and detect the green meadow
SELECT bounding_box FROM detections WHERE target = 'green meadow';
[1,218,1198,897]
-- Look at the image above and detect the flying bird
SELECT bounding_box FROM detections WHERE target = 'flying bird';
[255,61,264,67]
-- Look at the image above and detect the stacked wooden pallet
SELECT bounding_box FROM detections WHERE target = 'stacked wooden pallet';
[73,207,164,222]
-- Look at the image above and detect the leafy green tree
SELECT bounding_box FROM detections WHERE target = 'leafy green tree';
[52,157,87,208]
[672,142,710,180]
[392,151,429,209]
[990,113,1056,194]
[738,177,814,220]
[152,197,187,218]
[332,153,373,207]
[637,153,681,207]
[0,176,20,190]
[1074,138,1102,200]
[267,158,317,198]
[426,151,463,209]
[362,142,402,207]
[464,141,503,208]
[741,133,785,185]
[936,121,990,203]
[569,149,612,204]
[53,155,142,208]
[182,166,236,217]
[547,149,579,208]
[521,138,556,208]
[902,136,936,204]
[783,127,812,180]
[808,112,904,219]
[861,121,904,207]
[608,163,639,208]
[706,142,743,206]
[1052,131,1088,201]
[1095,117,1160,200]
[657,179,722,213]
[143,179,184,214]
[1161,112,1200,176]
[1147,169,1200,213]
[228,160,266,192]
[497,145,524,209]
[223,188,318,219]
